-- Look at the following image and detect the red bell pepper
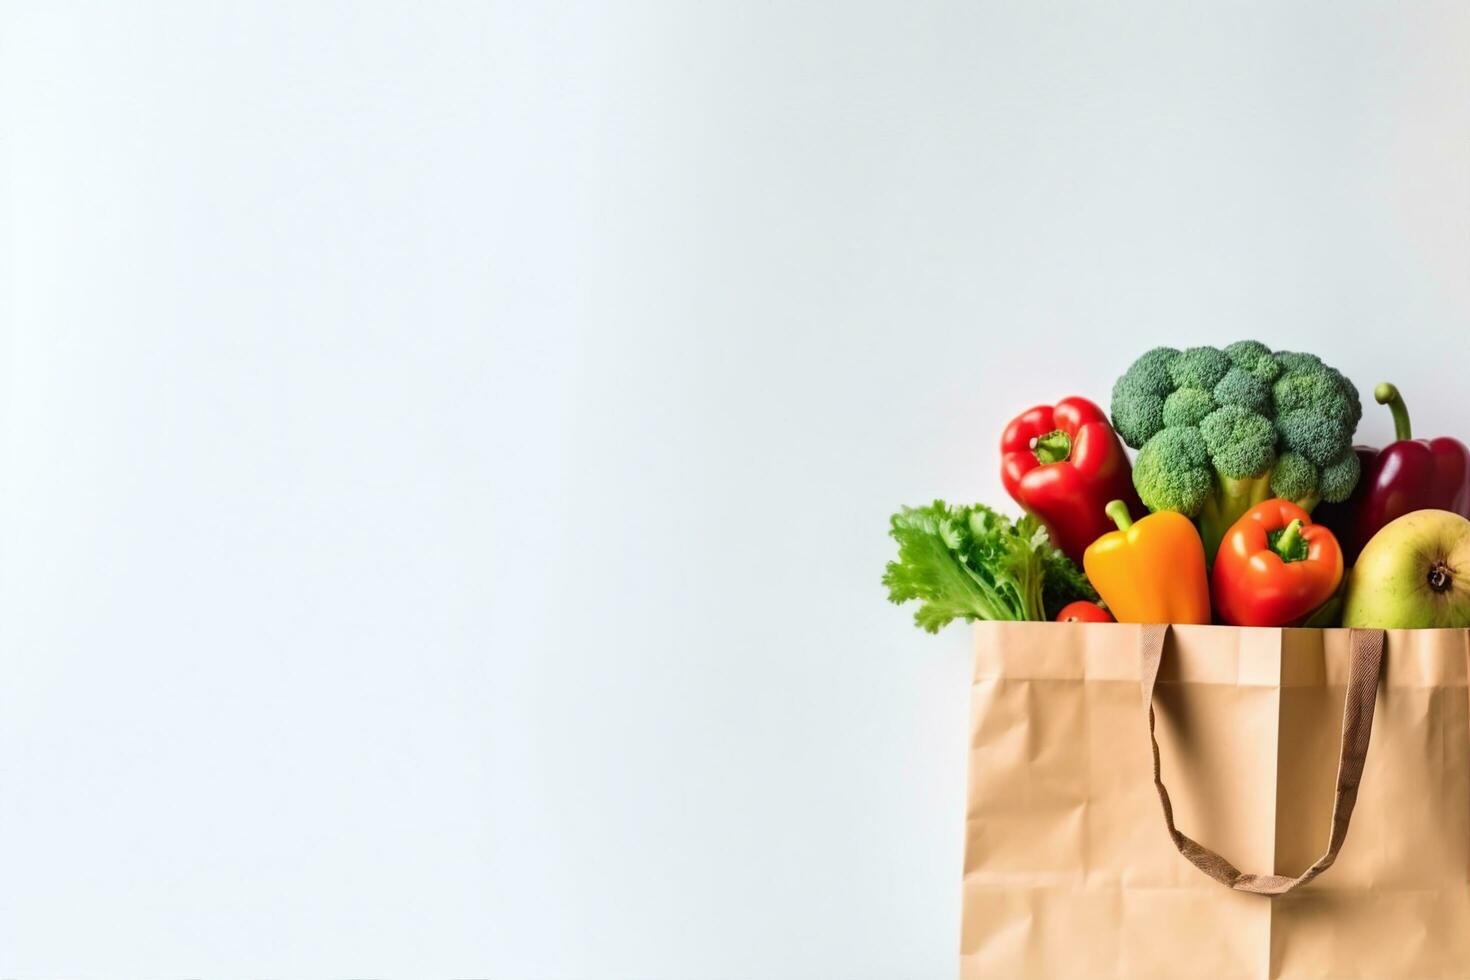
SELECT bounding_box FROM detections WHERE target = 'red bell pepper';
[1313,383,1470,564]
[1212,499,1343,627]
[1000,397,1145,564]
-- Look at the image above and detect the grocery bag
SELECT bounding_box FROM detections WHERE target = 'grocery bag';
[960,622,1470,979]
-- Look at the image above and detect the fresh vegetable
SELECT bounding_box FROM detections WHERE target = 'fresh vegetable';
[1110,342,1363,560]
[1055,600,1114,623]
[1000,397,1145,564]
[883,500,1098,631]
[1312,383,1470,565]
[1342,510,1470,628]
[1211,499,1343,627]
[1299,585,1345,628]
[1083,500,1211,624]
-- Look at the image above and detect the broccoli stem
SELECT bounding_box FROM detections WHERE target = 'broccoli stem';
[1291,492,1321,513]
[1374,382,1413,441]
[1197,472,1272,563]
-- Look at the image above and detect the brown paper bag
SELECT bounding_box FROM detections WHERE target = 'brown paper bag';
[960,622,1470,979]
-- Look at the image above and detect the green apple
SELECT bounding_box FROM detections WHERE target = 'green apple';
[1343,509,1470,628]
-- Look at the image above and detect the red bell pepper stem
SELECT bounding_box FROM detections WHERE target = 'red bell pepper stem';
[1271,519,1305,562]
[1374,382,1413,441]
[1033,430,1071,464]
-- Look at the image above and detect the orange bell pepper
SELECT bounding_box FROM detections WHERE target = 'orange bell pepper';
[1211,499,1343,627]
[1083,500,1211,625]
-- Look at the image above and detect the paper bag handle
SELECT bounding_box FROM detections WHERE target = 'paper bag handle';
[1139,624,1386,896]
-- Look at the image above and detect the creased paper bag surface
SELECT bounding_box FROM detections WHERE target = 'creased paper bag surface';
[960,623,1470,979]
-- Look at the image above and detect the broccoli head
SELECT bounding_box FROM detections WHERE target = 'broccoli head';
[1132,426,1213,514]
[1109,346,1177,446]
[1111,341,1363,558]
[1162,387,1215,428]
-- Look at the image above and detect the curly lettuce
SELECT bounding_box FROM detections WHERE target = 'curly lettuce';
[883,500,1097,631]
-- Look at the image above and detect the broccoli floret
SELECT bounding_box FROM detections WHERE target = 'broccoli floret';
[1270,450,1320,509]
[1318,450,1360,504]
[1274,350,1324,374]
[1224,340,1282,383]
[1132,427,1213,514]
[1110,346,1179,447]
[1213,367,1270,412]
[1276,410,1350,467]
[1162,387,1215,428]
[1199,405,1275,479]
[1110,389,1165,448]
[1121,346,1180,396]
[1331,366,1362,422]
[1270,357,1361,468]
[1168,346,1232,390]
[1224,339,1271,365]
[1273,372,1352,420]
[1193,405,1277,550]
[1112,341,1364,560]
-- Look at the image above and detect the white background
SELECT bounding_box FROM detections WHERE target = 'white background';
[4,2,1470,977]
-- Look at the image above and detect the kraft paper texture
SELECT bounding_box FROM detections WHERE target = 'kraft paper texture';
[960,623,1470,979]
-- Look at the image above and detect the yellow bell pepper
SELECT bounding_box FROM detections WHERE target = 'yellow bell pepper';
[1083,500,1211,625]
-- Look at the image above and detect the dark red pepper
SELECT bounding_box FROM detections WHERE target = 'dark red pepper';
[1313,383,1470,565]
[1000,397,1145,564]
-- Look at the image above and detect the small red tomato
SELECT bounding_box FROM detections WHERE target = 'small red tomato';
[1055,601,1114,623]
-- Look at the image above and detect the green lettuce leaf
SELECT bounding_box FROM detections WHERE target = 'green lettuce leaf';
[883,500,1095,631]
